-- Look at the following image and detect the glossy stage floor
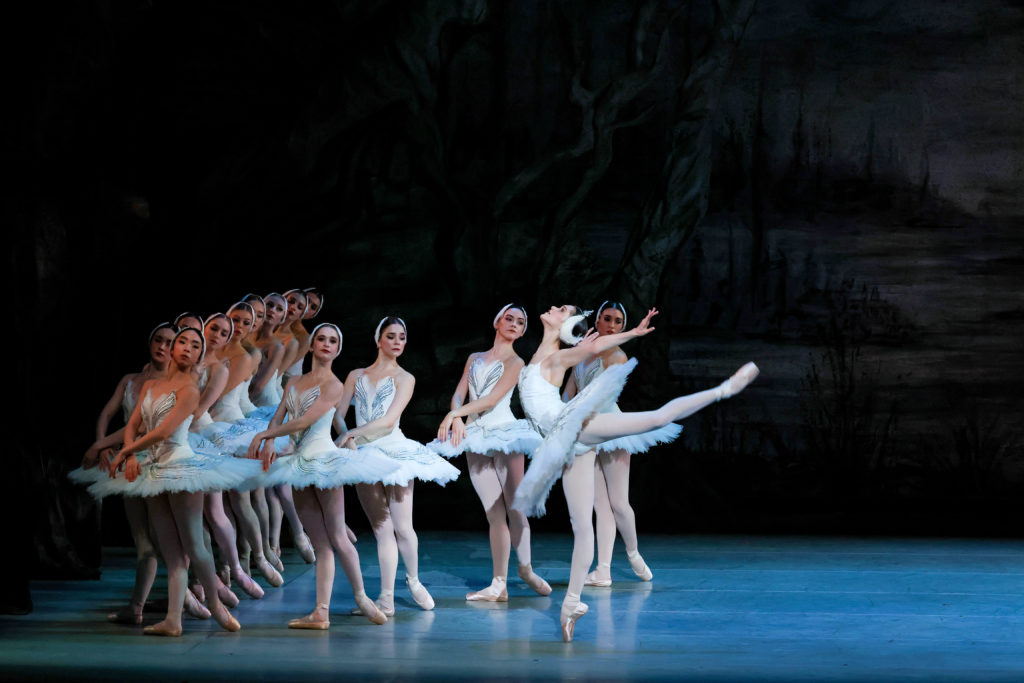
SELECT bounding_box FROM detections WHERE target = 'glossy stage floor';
[3,533,1023,681]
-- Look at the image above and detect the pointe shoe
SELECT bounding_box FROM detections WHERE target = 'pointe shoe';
[216,582,240,608]
[217,564,231,589]
[518,564,553,596]
[584,566,612,588]
[190,581,206,603]
[183,591,211,620]
[294,533,316,564]
[406,577,435,611]
[351,593,395,617]
[143,620,182,637]
[211,604,241,633]
[355,594,388,625]
[466,577,508,602]
[107,607,144,625]
[231,566,265,599]
[560,601,588,643]
[627,551,653,582]
[289,603,330,630]
[716,362,760,400]
[255,557,284,587]
[345,525,358,544]
[266,547,285,573]
[271,545,281,562]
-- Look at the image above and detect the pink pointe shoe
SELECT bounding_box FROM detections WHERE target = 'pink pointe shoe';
[466,577,508,602]
[584,562,612,588]
[560,601,589,642]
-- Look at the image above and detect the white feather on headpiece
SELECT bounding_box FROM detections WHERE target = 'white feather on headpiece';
[559,309,592,346]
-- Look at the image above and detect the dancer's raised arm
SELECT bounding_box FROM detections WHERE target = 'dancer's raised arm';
[548,308,658,373]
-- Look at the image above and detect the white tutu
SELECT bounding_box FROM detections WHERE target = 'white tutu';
[512,358,636,517]
[597,423,681,453]
[69,463,115,485]
[263,385,403,489]
[428,419,542,458]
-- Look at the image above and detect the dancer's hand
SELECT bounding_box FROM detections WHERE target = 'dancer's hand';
[260,441,277,472]
[576,328,600,352]
[631,308,658,337]
[338,434,358,450]
[450,416,466,447]
[109,446,130,477]
[124,455,141,482]
[98,447,116,473]
[246,433,266,461]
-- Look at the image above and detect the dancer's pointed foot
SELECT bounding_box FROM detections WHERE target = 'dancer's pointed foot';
[217,563,231,589]
[352,592,395,617]
[627,551,653,581]
[211,603,241,632]
[143,619,182,637]
[189,580,206,603]
[107,606,144,625]
[288,603,330,630]
[266,547,285,573]
[406,577,435,611]
[345,525,357,544]
[466,576,508,602]
[231,566,265,599]
[294,533,316,564]
[354,593,388,625]
[584,562,613,587]
[216,581,240,608]
[518,564,552,596]
[184,591,211,620]
[715,362,759,401]
[560,600,588,643]
[255,556,284,587]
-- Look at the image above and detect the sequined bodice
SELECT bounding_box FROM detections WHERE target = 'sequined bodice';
[467,357,514,425]
[573,357,604,391]
[354,375,397,431]
[140,390,194,461]
[284,384,332,447]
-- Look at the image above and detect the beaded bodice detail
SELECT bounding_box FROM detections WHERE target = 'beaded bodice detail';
[354,375,397,430]
[284,384,330,447]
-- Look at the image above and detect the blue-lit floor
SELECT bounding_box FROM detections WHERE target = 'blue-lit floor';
[3,533,1024,681]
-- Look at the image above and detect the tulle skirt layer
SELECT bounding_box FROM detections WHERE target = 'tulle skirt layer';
[358,431,460,486]
[427,419,542,459]
[596,423,681,454]
[264,436,403,490]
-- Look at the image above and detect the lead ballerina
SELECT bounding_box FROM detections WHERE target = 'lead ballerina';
[513,305,759,642]
[429,304,551,601]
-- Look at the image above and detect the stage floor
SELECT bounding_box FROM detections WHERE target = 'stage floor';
[3,533,1023,681]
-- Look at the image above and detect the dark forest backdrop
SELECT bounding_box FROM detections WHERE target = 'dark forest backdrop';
[8,0,1023,579]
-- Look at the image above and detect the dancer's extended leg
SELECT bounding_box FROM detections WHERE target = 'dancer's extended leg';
[228,490,283,586]
[318,487,386,624]
[266,484,284,555]
[277,485,315,563]
[356,483,398,615]
[390,484,433,610]
[203,491,264,598]
[252,487,283,571]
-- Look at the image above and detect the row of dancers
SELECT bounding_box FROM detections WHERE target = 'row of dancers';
[71,290,759,642]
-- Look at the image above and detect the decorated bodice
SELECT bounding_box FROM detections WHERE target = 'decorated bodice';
[284,384,333,448]
[573,357,604,392]
[517,364,563,434]
[210,381,247,423]
[467,357,515,425]
[140,390,194,461]
[122,378,139,423]
[354,374,399,435]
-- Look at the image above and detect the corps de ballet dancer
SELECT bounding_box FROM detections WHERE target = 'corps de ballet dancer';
[428,304,551,601]
[562,301,680,587]
[249,293,288,409]
[90,327,256,636]
[277,289,311,390]
[70,322,209,623]
[513,305,759,641]
[246,322,398,628]
[334,316,460,616]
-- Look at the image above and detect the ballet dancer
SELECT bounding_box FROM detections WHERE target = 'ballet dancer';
[513,305,759,641]
[277,289,310,389]
[90,326,254,636]
[335,316,460,616]
[430,304,550,601]
[562,301,680,587]
[249,293,287,408]
[246,322,398,628]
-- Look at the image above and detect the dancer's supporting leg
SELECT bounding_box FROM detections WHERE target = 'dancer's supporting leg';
[274,484,316,563]
[107,498,159,624]
[390,483,434,610]
[498,452,551,595]
[588,450,649,586]
[466,453,511,601]
[252,487,284,572]
[227,490,283,586]
[287,487,386,628]
[560,450,596,642]
[355,483,399,615]
[266,484,284,557]
[203,491,264,598]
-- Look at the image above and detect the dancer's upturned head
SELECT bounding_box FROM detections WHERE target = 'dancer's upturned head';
[303,288,323,319]
[374,316,407,358]
[284,289,308,323]
[203,313,234,351]
[493,303,528,340]
[227,302,255,341]
[172,327,206,368]
[174,312,204,332]
[310,322,342,362]
[148,323,177,365]
[595,301,626,335]
[264,293,287,329]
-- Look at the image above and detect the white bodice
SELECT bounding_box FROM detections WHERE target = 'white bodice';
[210,382,247,423]
[284,358,303,377]
[140,390,194,464]
[122,378,139,422]
[573,356,623,414]
[517,364,564,435]
[467,357,515,426]
[353,374,402,440]
[284,384,334,449]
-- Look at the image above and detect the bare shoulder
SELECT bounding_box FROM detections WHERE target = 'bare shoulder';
[606,348,630,366]
[396,367,415,387]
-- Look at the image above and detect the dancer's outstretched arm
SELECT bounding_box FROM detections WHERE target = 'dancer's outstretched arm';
[548,309,658,374]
